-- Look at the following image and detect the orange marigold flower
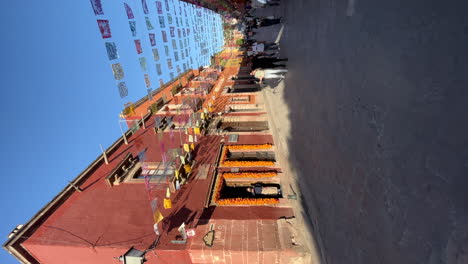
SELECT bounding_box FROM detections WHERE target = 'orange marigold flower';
[223,172,277,178]
[222,161,274,167]
[226,144,273,150]
[219,146,275,167]
[216,198,279,205]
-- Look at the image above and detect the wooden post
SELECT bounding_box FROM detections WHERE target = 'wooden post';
[100,144,109,165]
[119,121,128,145]
[141,114,146,129]
[68,181,83,192]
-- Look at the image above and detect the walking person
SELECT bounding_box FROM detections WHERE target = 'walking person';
[264,68,288,79]
[255,0,280,7]
[256,17,283,27]
[248,56,288,69]
[251,68,288,84]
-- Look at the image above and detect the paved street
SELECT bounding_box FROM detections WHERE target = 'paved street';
[254,0,468,263]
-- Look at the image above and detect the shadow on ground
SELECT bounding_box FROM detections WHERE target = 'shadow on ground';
[261,0,468,263]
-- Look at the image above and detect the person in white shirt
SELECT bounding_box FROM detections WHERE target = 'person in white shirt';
[251,68,288,84]
[252,42,265,53]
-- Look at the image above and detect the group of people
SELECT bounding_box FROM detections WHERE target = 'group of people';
[223,0,287,86]
[249,0,281,9]
[236,6,287,86]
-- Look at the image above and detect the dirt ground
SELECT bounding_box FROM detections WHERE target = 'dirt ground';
[253,0,468,263]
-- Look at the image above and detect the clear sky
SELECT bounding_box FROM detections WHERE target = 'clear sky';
[0,0,222,263]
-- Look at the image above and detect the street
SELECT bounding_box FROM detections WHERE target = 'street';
[254,0,468,263]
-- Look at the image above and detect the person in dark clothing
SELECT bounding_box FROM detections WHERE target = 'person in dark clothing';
[248,56,288,69]
[254,17,283,28]
[263,42,279,50]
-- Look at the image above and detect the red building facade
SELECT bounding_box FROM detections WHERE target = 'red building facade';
[4,56,310,264]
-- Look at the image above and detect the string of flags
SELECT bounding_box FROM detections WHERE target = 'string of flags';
[123,1,155,102]
[90,0,223,104]
[91,0,129,99]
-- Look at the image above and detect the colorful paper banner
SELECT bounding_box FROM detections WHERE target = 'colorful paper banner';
[167,58,172,69]
[149,33,156,46]
[156,64,162,75]
[158,16,165,28]
[156,1,163,14]
[139,57,147,71]
[124,3,134,19]
[90,0,104,15]
[145,17,154,30]
[97,20,112,38]
[163,198,172,209]
[152,48,160,61]
[147,88,152,100]
[153,209,164,224]
[170,27,175,37]
[134,39,143,54]
[112,63,124,80]
[105,42,118,60]
[144,74,151,88]
[118,82,128,98]
[141,0,149,14]
[129,21,137,36]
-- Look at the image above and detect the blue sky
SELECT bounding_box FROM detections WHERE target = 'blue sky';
[0,0,222,263]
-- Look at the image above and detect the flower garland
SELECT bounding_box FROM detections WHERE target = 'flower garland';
[213,172,224,202]
[223,172,277,178]
[222,160,275,167]
[226,144,273,150]
[217,198,279,206]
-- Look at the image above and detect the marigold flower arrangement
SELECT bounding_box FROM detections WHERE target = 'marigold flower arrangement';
[212,173,279,206]
[222,160,274,166]
[226,144,273,150]
[212,175,223,203]
[219,145,275,167]
[223,172,277,178]
[217,198,279,206]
